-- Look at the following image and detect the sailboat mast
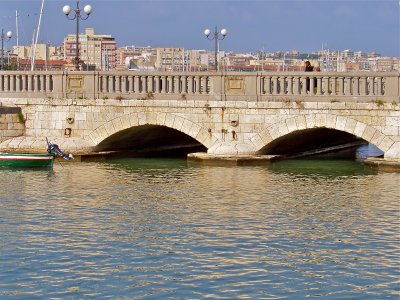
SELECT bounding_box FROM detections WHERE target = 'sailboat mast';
[16,10,19,70]
[31,0,45,71]
[31,29,35,70]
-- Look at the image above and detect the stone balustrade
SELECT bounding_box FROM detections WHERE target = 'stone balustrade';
[0,71,399,102]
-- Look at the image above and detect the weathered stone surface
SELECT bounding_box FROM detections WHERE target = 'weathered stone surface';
[0,96,399,160]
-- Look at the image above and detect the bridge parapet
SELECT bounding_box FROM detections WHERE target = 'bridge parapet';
[0,71,399,102]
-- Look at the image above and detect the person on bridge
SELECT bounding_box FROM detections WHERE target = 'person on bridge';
[304,61,314,72]
[304,61,314,92]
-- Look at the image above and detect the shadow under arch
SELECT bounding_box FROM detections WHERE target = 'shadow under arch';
[258,127,368,157]
[89,110,216,153]
[255,114,393,157]
[95,124,207,156]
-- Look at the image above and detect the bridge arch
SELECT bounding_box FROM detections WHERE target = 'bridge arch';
[251,113,396,156]
[88,109,217,150]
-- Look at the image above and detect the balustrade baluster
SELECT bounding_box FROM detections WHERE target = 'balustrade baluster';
[287,76,293,95]
[259,76,264,94]
[377,77,383,95]
[337,77,344,95]
[200,76,207,94]
[195,76,200,94]
[174,76,180,93]
[159,76,164,93]
[9,75,15,92]
[360,77,367,95]
[310,76,315,95]
[300,77,307,95]
[188,76,194,94]
[47,75,52,92]
[122,76,127,93]
[108,75,115,93]
[21,75,27,92]
[10,75,16,92]
[167,76,172,93]
[353,77,360,96]
[264,76,272,95]
[4,75,10,91]
[272,76,278,95]
[16,75,21,92]
[141,76,147,93]
[127,76,133,93]
[102,76,107,93]
[116,76,121,93]
[154,76,160,93]
[331,77,337,95]
[181,76,187,94]
[148,76,154,93]
[279,76,286,95]
[321,77,328,95]
[133,76,140,93]
[27,75,32,92]
[42,75,45,92]
[344,77,352,95]
[292,77,300,95]
[367,77,375,96]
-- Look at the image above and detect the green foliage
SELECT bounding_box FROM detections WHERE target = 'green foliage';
[375,99,385,107]
[17,112,26,123]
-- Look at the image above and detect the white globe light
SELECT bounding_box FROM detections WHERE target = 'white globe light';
[6,31,12,38]
[204,29,211,37]
[84,5,92,15]
[221,28,227,36]
[63,5,71,15]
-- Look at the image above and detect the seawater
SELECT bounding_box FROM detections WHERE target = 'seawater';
[0,159,399,299]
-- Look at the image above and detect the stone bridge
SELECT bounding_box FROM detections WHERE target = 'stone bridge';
[0,71,399,161]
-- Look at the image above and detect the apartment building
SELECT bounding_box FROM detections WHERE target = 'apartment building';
[63,28,116,71]
[116,46,156,65]
[155,48,187,71]
[13,44,62,61]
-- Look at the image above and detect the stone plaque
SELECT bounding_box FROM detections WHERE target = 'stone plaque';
[225,76,245,94]
[67,75,84,92]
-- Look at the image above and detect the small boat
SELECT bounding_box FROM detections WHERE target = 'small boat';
[0,140,73,168]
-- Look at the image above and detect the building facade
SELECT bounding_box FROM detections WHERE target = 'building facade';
[63,28,116,71]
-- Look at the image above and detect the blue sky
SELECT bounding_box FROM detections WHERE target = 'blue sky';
[0,0,399,57]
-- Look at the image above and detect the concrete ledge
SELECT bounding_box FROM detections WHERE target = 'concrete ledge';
[187,152,280,166]
[364,158,400,172]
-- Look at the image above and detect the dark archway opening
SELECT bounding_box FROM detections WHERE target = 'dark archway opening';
[259,128,373,159]
[95,125,206,158]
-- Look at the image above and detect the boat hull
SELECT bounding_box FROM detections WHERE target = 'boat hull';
[0,154,55,168]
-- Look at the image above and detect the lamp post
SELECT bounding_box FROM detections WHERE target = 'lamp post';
[63,1,92,71]
[1,29,12,70]
[204,27,227,71]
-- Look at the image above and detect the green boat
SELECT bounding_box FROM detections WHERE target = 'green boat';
[0,153,55,168]
[0,140,73,168]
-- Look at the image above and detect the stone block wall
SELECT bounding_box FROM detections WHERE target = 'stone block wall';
[0,97,399,160]
[0,107,25,144]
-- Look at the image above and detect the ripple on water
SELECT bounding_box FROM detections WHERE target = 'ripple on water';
[0,160,399,299]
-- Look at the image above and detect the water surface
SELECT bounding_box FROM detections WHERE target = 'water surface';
[0,159,399,299]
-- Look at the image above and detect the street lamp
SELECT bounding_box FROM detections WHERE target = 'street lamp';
[204,27,227,71]
[63,1,92,71]
[1,29,12,70]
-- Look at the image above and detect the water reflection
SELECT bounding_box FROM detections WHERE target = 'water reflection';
[267,159,378,178]
[0,159,399,299]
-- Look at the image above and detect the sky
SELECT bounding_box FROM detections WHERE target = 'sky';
[0,0,399,57]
